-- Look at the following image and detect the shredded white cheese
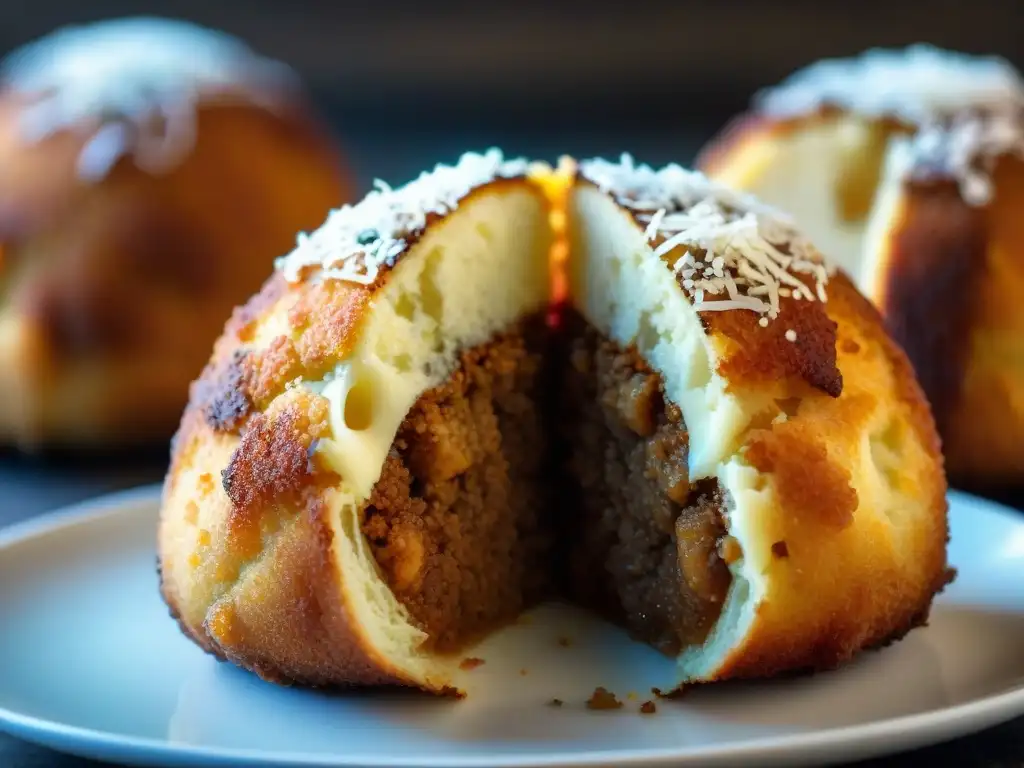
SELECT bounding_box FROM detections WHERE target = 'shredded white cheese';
[1,17,296,181]
[276,149,530,285]
[756,45,1024,205]
[900,108,1024,205]
[581,154,831,322]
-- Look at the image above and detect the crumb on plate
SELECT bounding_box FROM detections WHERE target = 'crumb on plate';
[586,687,623,710]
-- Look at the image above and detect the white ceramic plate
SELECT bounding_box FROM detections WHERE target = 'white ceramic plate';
[0,487,1023,768]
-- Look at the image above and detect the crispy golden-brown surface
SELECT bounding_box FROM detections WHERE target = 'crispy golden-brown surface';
[161,288,430,687]
[701,272,841,395]
[708,273,950,680]
[160,178,549,690]
[0,92,348,449]
[162,390,421,688]
[187,178,533,443]
[884,155,1024,484]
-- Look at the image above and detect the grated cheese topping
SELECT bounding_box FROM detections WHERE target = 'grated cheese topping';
[757,45,1023,122]
[277,149,530,285]
[581,154,831,321]
[1,17,296,181]
[898,107,1024,205]
[756,45,1024,205]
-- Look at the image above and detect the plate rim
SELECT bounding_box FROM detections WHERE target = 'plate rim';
[0,487,1022,768]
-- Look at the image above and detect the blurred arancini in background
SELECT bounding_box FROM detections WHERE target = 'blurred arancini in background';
[699,45,1024,488]
[0,16,352,451]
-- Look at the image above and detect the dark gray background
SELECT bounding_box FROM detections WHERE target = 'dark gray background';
[1,1,1023,765]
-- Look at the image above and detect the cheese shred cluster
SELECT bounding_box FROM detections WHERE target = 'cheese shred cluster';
[582,154,830,321]
[756,45,1024,206]
[278,149,530,285]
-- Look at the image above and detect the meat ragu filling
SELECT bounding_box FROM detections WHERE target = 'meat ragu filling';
[357,309,733,657]
[557,311,734,654]
[359,315,555,653]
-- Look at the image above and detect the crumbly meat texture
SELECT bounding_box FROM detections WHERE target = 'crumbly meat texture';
[557,312,732,655]
[361,316,556,652]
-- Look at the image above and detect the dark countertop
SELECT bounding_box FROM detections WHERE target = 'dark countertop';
[2,122,1024,768]
[4,717,1024,767]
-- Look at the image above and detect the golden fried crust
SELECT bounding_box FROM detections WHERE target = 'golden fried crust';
[160,178,547,689]
[872,177,985,471]
[709,273,950,680]
[704,292,841,397]
[0,90,349,448]
[190,179,544,441]
[191,274,371,437]
[702,112,954,641]
[744,421,859,530]
[160,402,426,689]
